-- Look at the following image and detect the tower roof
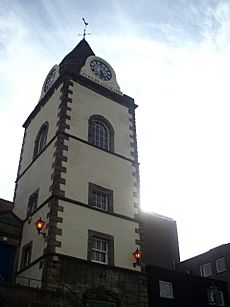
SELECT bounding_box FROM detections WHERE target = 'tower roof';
[59,39,95,77]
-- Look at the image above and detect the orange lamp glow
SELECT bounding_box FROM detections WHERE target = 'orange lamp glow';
[35,217,45,235]
[133,248,142,267]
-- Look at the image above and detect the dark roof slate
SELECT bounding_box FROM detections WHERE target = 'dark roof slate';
[0,198,13,212]
[59,39,95,77]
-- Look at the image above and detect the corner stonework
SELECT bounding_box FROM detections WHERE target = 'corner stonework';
[43,77,73,287]
[128,108,144,270]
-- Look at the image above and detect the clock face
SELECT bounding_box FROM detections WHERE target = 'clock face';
[44,69,56,92]
[90,60,112,81]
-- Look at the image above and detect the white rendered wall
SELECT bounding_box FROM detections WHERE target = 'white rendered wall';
[19,86,61,175]
[64,139,136,218]
[56,200,140,270]
[17,203,48,267]
[69,83,132,159]
[14,144,54,219]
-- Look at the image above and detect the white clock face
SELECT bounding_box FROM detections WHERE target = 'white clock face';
[90,60,112,81]
[44,69,56,92]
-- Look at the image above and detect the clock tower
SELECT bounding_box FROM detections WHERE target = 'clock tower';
[13,39,147,306]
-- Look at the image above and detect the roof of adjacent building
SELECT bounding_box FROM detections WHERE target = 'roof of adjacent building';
[179,242,230,264]
[0,198,13,212]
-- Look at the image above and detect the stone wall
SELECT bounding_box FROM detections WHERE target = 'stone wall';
[43,254,149,307]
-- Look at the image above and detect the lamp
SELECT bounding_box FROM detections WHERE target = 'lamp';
[133,248,142,267]
[35,217,46,237]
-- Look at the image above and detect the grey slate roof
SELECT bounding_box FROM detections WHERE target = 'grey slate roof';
[59,39,95,77]
[0,198,13,212]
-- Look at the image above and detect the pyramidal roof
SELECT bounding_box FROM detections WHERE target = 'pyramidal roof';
[59,39,95,77]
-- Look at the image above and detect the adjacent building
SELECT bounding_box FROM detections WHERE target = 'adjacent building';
[147,265,229,307]
[140,212,180,269]
[0,198,22,283]
[177,243,230,298]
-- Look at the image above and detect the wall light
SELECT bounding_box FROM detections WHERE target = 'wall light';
[35,217,46,237]
[133,248,142,267]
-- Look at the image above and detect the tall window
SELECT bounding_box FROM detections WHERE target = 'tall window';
[88,230,114,266]
[20,242,32,269]
[27,190,39,216]
[89,183,113,212]
[88,115,114,151]
[94,121,109,149]
[33,122,48,158]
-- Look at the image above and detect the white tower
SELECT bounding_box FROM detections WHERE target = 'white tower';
[13,39,147,306]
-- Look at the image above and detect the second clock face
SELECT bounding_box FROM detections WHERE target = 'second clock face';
[44,69,56,92]
[90,60,112,81]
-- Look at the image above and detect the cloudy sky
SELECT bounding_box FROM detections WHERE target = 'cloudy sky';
[1,0,230,260]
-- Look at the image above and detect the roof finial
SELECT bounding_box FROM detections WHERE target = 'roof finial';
[82,18,91,39]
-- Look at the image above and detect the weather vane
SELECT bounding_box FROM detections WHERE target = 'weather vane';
[81,17,91,39]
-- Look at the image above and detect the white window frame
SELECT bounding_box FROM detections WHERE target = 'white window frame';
[92,190,109,211]
[93,120,109,150]
[91,237,108,264]
[200,263,212,277]
[216,258,226,273]
[159,280,174,299]
[208,287,225,306]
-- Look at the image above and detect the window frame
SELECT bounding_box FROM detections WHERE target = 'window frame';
[88,230,114,266]
[91,237,108,264]
[88,183,113,212]
[33,122,49,159]
[200,262,213,277]
[216,258,226,274]
[27,189,39,217]
[93,120,109,150]
[208,287,225,306]
[88,115,114,152]
[159,280,174,299]
[20,241,32,270]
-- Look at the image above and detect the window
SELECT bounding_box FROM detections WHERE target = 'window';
[27,190,39,216]
[159,280,174,299]
[200,263,212,277]
[88,115,114,151]
[93,121,109,149]
[93,190,108,210]
[91,238,108,264]
[216,258,226,273]
[21,241,32,269]
[33,122,48,158]
[89,183,113,212]
[88,230,114,265]
[208,287,225,306]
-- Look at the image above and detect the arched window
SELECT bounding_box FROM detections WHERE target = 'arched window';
[33,122,48,158]
[88,115,114,151]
